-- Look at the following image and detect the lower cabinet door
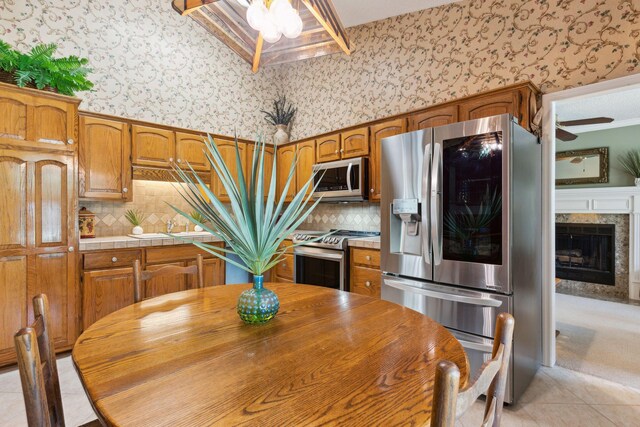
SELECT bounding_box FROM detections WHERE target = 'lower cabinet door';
[82,267,135,330]
[191,258,225,287]
[144,262,188,299]
[350,265,381,298]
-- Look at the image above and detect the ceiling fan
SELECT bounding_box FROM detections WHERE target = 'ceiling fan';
[556,117,614,142]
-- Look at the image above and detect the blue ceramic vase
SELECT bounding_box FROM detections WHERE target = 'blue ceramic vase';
[236,275,280,324]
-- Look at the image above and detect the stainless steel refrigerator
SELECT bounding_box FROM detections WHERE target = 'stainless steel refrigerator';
[380,114,541,404]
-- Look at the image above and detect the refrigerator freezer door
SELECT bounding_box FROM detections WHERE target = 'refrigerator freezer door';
[381,274,511,339]
[432,114,512,293]
[380,129,432,281]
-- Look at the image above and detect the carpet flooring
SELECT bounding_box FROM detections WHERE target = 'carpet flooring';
[556,293,640,390]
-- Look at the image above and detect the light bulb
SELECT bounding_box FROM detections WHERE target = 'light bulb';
[247,0,268,31]
[261,13,282,43]
[282,10,303,38]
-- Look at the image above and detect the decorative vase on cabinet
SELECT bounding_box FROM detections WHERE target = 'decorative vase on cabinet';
[273,124,290,146]
[236,275,280,324]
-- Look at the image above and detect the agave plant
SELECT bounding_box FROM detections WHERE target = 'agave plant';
[261,94,296,126]
[444,187,502,243]
[170,135,325,277]
[618,149,640,178]
[0,40,93,96]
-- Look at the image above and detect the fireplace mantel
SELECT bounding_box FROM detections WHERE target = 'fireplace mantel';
[555,186,640,300]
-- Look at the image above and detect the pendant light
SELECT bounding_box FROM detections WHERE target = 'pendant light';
[246,0,303,43]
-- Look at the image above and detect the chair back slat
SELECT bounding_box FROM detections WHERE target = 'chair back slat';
[133,254,204,303]
[430,313,515,427]
[14,294,65,427]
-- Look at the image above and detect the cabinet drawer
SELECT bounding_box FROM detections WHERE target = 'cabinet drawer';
[351,248,380,268]
[146,243,220,264]
[83,250,142,270]
[351,266,381,298]
[278,239,293,254]
[275,254,294,281]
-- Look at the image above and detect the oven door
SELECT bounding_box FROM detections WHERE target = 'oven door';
[294,246,345,291]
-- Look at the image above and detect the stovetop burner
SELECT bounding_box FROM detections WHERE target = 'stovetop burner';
[293,229,380,250]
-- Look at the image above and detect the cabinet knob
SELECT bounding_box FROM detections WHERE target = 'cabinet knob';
[334,150,338,154]
[365,255,371,261]
[67,138,74,145]
[282,262,286,267]
[365,281,371,287]
[68,246,74,252]
[169,157,174,162]
[340,149,344,153]
[370,188,374,193]
[112,257,118,263]
[122,187,128,193]
[177,159,182,163]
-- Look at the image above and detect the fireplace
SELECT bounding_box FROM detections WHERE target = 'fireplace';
[556,223,615,286]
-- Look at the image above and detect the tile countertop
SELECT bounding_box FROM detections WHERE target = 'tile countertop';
[79,231,309,252]
[79,234,224,251]
[347,236,381,250]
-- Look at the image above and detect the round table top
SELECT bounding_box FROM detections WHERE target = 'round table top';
[73,283,469,426]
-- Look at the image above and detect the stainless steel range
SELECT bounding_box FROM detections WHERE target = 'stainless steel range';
[293,229,380,291]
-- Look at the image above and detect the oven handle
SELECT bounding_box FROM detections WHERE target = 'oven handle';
[346,162,353,192]
[294,248,345,261]
[457,339,494,353]
[383,279,503,308]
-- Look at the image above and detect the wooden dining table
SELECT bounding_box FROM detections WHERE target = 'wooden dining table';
[73,283,469,426]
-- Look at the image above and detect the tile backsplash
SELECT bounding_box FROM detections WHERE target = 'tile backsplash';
[81,180,382,237]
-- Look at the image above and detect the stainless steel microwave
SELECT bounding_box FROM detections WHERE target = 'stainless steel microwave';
[312,157,368,202]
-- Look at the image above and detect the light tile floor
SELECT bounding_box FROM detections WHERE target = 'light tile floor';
[1,354,639,426]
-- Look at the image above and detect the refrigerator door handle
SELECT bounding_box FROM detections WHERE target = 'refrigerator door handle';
[383,278,503,308]
[431,143,443,265]
[421,142,432,265]
[456,339,494,353]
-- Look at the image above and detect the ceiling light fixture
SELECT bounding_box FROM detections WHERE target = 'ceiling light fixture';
[246,0,303,43]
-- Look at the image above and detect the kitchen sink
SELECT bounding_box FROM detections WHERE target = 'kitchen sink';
[128,231,212,239]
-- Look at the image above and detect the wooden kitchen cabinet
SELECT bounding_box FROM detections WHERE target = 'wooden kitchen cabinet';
[0,83,79,152]
[79,115,132,201]
[212,138,247,202]
[82,267,135,330]
[341,127,369,158]
[316,133,341,163]
[192,258,225,287]
[458,85,538,130]
[296,140,316,197]
[350,248,381,298]
[176,131,210,172]
[132,124,176,168]
[273,240,294,283]
[409,105,459,131]
[0,146,78,366]
[277,144,297,202]
[369,118,407,202]
[248,143,275,198]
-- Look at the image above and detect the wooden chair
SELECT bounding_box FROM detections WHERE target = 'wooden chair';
[133,254,204,302]
[14,294,101,427]
[430,313,515,427]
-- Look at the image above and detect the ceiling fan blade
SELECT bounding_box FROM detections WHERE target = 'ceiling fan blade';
[570,157,583,164]
[556,128,578,141]
[558,117,614,127]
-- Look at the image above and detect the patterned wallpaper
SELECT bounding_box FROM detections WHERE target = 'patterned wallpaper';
[0,0,278,139]
[279,0,640,140]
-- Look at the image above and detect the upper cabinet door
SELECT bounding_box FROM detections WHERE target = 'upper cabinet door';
[132,125,175,168]
[369,118,407,202]
[459,90,520,123]
[341,127,369,159]
[0,85,79,152]
[277,145,296,202]
[316,133,341,163]
[408,105,459,131]
[0,156,28,250]
[295,140,315,198]
[246,143,274,200]
[176,132,210,172]
[213,138,247,202]
[79,116,132,201]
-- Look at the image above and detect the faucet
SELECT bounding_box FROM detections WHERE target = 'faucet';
[166,220,176,233]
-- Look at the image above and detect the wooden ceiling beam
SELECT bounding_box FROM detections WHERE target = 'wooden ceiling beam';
[172,0,220,16]
[190,8,254,65]
[253,34,264,73]
[301,0,350,55]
